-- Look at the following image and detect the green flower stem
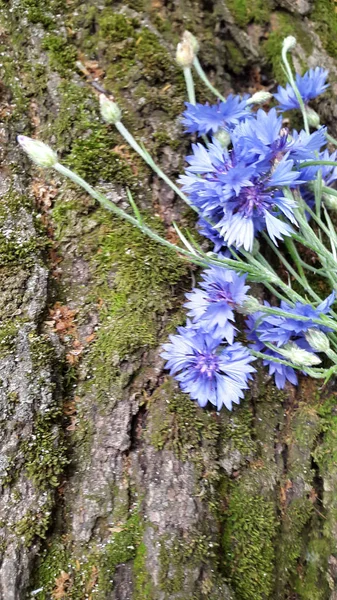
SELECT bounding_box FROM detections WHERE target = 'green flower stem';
[250,349,326,377]
[304,202,337,252]
[314,169,323,221]
[299,160,337,169]
[262,232,321,302]
[114,121,195,211]
[192,56,227,102]
[241,248,307,303]
[53,163,264,279]
[183,66,196,105]
[283,235,318,293]
[54,163,196,256]
[326,132,337,146]
[281,44,309,134]
[247,301,337,332]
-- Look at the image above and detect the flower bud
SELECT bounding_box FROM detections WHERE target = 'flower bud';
[305,106,320,129]
[305,328,330,353]
[323,193,337,210]
[17,135,58,168]
[99,94,122,124]
[277,342,321,366]
[246,91,273,106]
[214,128,231,148]
[176,39,194,68]
[282,36,297,53]
[240,296,261,315]
[182,31,199,54]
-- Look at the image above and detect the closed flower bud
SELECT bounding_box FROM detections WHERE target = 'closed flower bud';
[176,39,194,68]
[305,328,330,353]
[99,94,122,124]
[214,128,231,148]
[182,30,199,54]
[305,106,321,129]
[283,36,297,53]
[17,135,58,168]
[246,91,273,106]
[323,193,337,210]
[278,342,321,366]
[240,296,261,315]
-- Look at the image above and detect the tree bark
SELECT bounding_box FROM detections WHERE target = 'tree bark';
[1,1,337,599]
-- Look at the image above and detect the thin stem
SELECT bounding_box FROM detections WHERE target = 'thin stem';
[304,202,337,253]
[114,121,195,211]
[250,349,325,377]
[55,163,206,267]
[326,132,337,147]
[299,160,337,169]
[314,169,322,221]
[52,163,264,279]
[192,56,227,102]
[283,236,314,290]
[183,67,196,105]
[281,45,309,134]
[262,232,321,302]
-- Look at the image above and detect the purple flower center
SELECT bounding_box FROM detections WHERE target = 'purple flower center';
[235,185,271,217]
[195,351,219,378]
[208,282,234,304]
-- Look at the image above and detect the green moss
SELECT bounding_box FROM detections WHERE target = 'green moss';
[311,0,337,59]
[134,542,154,600]
[222,405,256,457]
[158,532,219,596]
[149,379,220,468]
[42,34,77,75]
[224,41,248,75]
[276,497,314,586]
[223,487,277,600]
[29,538,69,599]
[98,12,138,42]
[98,510,143,593]
[9,0,65,28]
[21,412,68,490]
[295,533,330,600]
[0,321,19,359]
[263,11,314,83]
[84,213,186,396]
[31,509,146,598]
[15,499,53,546]
[0,191,47,267]
[226,0,272,27]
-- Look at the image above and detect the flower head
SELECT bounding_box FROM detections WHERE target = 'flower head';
[161,328,255,411]
[99,94,122,124]
[184,267,249,342]
[245,292,335,388]
[274,67,329,111]
[17,135,58,168]
[182,95,250,136]
[179,135,302,251]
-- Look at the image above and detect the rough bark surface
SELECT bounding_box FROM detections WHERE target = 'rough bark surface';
[1,1,337,599]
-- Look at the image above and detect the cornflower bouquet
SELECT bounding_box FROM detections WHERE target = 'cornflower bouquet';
[18,34,337,411]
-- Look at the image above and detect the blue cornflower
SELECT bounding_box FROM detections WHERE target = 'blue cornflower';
[197,217,227,253]
[245,292,335,388]
[216,155,300,251]
[161,328,256,410]
[184,267,249,342]
[231,108,326,164]
[300,149,337,185]
[274,67,329,111]
[182,95,250,136]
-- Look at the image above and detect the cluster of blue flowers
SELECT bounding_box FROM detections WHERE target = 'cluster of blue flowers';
[162,67,337,410]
